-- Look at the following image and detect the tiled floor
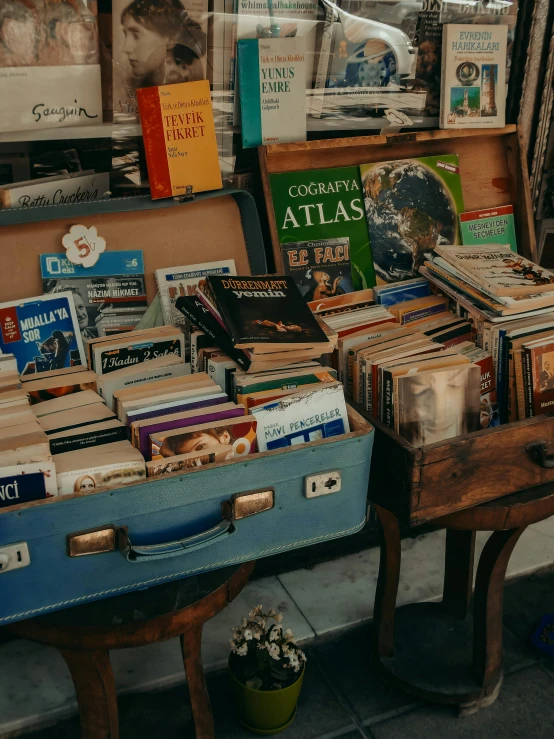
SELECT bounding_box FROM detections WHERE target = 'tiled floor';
[2,519,554,737]
[18,567,554,739]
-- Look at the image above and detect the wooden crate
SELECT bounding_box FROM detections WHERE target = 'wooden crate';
[259,126,554,525]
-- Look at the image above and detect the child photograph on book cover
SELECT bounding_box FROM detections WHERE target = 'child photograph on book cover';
[113,0,207,120]
[153,421,257,459]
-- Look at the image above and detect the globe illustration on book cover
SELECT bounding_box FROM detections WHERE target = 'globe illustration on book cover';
[360,157,463,283]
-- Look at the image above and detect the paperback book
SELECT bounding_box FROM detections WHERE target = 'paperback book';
[269,166,376,291]
[0,172,109,209]
[41,251,147,341]
[150,416,257,460]
[0,462,58,508]
[440,24,508,130]
[206,275,329,349]
[459,206,517,252]
[0,293,87,376]
[156,260,236,328]
[360,155,464,284]
[280,238,353,301]
[238,37,307,148]
[92,331,186,375]
[146,446,233,476]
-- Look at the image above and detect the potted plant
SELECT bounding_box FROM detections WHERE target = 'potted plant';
[228,605,307,734]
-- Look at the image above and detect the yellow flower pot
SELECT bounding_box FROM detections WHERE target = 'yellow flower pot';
[228,659,305,735]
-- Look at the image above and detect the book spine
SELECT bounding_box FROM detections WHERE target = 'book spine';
[439,24,447,128]
[514,348,526,420]
[496,330,506,424]
[135,87,172,199]
[393,377,401,434]
[356,353,365,407]
[365,360,372,414]
[195,290,227,330]
[178,300,250,370]
[522,348,534,418]
[49,426,128,455]
[346,349,356,400]
[238,40,262,148]
[382,370,394,427]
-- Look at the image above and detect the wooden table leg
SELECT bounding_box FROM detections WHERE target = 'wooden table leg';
[60,648,119,739]
[373,505,401,658]
[471,526,526,691]
[180,624,214,739]
[442,529,476,619]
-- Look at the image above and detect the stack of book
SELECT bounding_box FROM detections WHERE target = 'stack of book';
[0,366,56,508]
[177,275,337,374]
[21,366,97,405]
[421,244,554,423]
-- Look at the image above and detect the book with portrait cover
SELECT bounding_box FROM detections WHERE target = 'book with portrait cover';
[524,340,554,417]
[280,237,353,302]
[206,275,329,349]
[440,24,508,130]
[269,166,375,291]
[359,155,464,284]
[137,79,222,198]
[146,445,233,476]
[150,415,257,460]
[0,293,86,376]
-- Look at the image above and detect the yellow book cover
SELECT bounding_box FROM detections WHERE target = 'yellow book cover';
[137,80,222,199]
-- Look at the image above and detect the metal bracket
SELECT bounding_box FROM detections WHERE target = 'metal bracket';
[304,471,342,498]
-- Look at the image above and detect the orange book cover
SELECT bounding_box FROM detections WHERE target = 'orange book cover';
[137,80,222,199]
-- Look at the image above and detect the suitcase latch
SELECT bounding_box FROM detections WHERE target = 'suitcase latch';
[67,525,122,557]
[222,489,275,520]
[304,471,342,498]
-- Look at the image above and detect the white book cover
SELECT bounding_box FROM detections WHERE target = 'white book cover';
[57,458,146,495]
[155,259,236,327]
[440,24,508,129]
[0,461,58,500]
[97,359,189,410]
[112,0,209,122]
[252,383,349,451]
[0,172,110,210]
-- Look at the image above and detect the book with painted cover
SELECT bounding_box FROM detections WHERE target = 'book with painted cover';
[280,237,353,301]
[206,275,329,350]
[0,0,102,134]
[360,155,464,284]
[0,293,86,376]
[440,24,508,130]
[238,37,307,148]
[459,206,517,252]
[41,251,147,341]
[156,260,236,328]
[252,383,349,451]
[434,245,554,297]
[137,80,222,199]
[269,166,375,291]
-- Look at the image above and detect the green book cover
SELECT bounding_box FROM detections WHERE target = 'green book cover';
[459,205,517,252]
[359,155,465,284]
[269,167,376,292]
[235,368,337,401]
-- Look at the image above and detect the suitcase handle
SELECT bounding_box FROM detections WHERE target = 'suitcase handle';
[118,516,235,563]
[527,442,554,469]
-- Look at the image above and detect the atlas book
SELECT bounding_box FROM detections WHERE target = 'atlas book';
[137,80,222,198]
[359,155,464,284]
[238,37,307,148]
[269,166,375,291]
[459,206,517,252]
[205,275,330,350]
[281,238,353,301]
[41,251,147,341]
[156,260,236,328]
[440,24,508,129]
[0,0,102,134]
[252,383,349,451]
[0,293,87,375]
[434,244,554,296]
[150,415,257,460]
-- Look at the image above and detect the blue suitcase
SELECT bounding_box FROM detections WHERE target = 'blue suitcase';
[0,190,374,625]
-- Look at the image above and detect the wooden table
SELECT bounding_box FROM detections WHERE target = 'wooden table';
[373,482,554,715]
[7,561,255,739]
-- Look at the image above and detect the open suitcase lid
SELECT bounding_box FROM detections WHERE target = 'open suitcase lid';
[0,189,267,303]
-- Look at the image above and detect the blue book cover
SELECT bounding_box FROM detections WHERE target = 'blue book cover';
[0,471,47,508]
[0,293,86,376]
[375,280,431,307]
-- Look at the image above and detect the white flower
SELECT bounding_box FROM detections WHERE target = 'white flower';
[288,653,300,670]
[241,617,248,627]
[243,628,253,641]
[297,650,306,662]
[249,605,263,618]
[252,627,262,640]
[232,628,242,640]
[230,640,237,652]
[274,613,283,623]
[281,644,291,658]
[269,626,281,642]
[236,643,248,657]
[283,629,294,642]
[267,643,280,660]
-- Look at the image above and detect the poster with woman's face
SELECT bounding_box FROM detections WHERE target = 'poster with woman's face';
[112,0,208,121]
